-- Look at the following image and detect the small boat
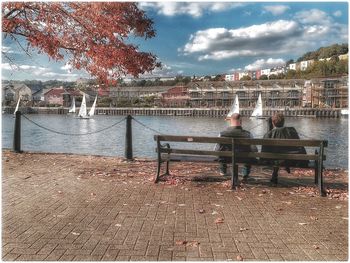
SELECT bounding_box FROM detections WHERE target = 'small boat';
[227,94,239,118]
[13,97,20,117]
[341,109,348,116]
[88,95,97,117]
[251,93,265,119]
[76,94,90,119]
[68,97,76,114]
[250,93,266,119]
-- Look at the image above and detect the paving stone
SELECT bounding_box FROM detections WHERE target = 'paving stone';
[2,152,348,261]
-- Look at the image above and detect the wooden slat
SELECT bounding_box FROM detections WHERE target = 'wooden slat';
[238,152,319,161]
[234,138,328,147]
[159,148,232,157]
[154,135,232,144]
[154,135,328,147]
[161,154,218,162]
[157,148,325,161]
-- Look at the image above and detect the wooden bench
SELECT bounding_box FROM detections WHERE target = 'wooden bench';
[154,135,328,196]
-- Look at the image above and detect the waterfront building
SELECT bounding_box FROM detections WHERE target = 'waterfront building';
[161,86,190,107]
[2,83,32,105]
[187,77,347,109]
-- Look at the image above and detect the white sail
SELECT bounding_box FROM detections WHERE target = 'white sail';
[68,97,76,113]
[14,97,20,115]
[251,93,263,117]
[227,94,239,118]
[77,94,88,118]
[88,95,97,116]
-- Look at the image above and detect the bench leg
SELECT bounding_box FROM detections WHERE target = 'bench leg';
[154,160,161,183]
[318,165,326,197]
[231,164,239,190]
[165,160,170,175]
[271,167,279,184]
[314,162,318,184]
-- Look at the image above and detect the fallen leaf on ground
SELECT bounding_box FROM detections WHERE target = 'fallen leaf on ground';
[313,245,320,249]
[310,216,318,221]
[199,209,205,213]
[215,218,224,224]
[282,201,292,205]
[299,223,308,225]
[115,224,122,227]
[187,241,200,247]
[90,192,96,196]
[216,192,223,196]
[175,240,188,245]
[239,227,248,231]
[71,232,80,236]
[211,211,218,215]
[236,196,243,201]
[335,205,342,209]
[178,204,186,207]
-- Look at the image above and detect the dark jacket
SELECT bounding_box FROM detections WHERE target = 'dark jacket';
[216,126,257,164]
[261,127,308,167]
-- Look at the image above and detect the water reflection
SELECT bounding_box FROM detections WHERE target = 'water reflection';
[2,114,348,168]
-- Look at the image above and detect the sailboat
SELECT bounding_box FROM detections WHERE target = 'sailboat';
[77,94,89,119]
[226,94,239,118]
[88,95,97,117]
[68,97,76,114]
[251,93,264,118]
[13,97,20,117]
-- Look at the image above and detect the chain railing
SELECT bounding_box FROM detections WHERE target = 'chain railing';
[12,112,313,160]
[21,114,127,136]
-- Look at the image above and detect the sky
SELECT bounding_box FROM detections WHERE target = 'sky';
[1,1,349,82]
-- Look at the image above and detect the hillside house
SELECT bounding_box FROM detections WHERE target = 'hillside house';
[2,83,32,105]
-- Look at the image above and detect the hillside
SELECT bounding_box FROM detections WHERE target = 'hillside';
[296,43,348,62]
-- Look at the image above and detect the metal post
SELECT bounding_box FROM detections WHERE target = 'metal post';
[125,115,133,160]
[13,111,22,153]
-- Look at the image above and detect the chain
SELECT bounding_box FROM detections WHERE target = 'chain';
[21,114,126,136]
[131,117,164,135]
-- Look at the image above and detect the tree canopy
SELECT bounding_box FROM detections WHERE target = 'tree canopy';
[2,2,160,84]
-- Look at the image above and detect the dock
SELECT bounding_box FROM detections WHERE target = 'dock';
[2,106,344,118]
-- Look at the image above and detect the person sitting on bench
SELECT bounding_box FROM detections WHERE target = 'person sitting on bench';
[216,113,257,181]
[262,112,308,185]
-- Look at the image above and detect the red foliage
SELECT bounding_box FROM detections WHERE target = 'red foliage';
[2,2,160,84]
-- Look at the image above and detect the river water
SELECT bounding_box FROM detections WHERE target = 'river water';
[2,114,348,168]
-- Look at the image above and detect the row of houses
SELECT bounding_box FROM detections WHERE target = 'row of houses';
[2,84,97,107]
[225,53,349,81]
[2,77,348,109]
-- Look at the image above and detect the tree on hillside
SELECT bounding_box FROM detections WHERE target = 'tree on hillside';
[2,2,160,84]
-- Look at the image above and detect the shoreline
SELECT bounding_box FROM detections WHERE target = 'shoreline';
[3,106,345,118]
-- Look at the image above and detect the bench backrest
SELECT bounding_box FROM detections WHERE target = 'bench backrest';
[154,135,327,161]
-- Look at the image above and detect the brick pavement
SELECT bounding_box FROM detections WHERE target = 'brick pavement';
[2,151,348,261]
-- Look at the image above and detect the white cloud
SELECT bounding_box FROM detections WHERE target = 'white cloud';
[333,10,342,17]
[295,9,331,24]
[1,63,13,70]
[139,2,245,18]
[182,8,347,62]
[263,5,290,16]
[183,20,302,60]
[245,58,285,71]
[60,63,73,72]
[2,46,15,54]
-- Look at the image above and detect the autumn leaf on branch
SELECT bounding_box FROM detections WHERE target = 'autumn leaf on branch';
[2,2,161,84]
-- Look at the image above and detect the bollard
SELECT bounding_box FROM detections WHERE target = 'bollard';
[13,111,22,153]
[125,115,133,160]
